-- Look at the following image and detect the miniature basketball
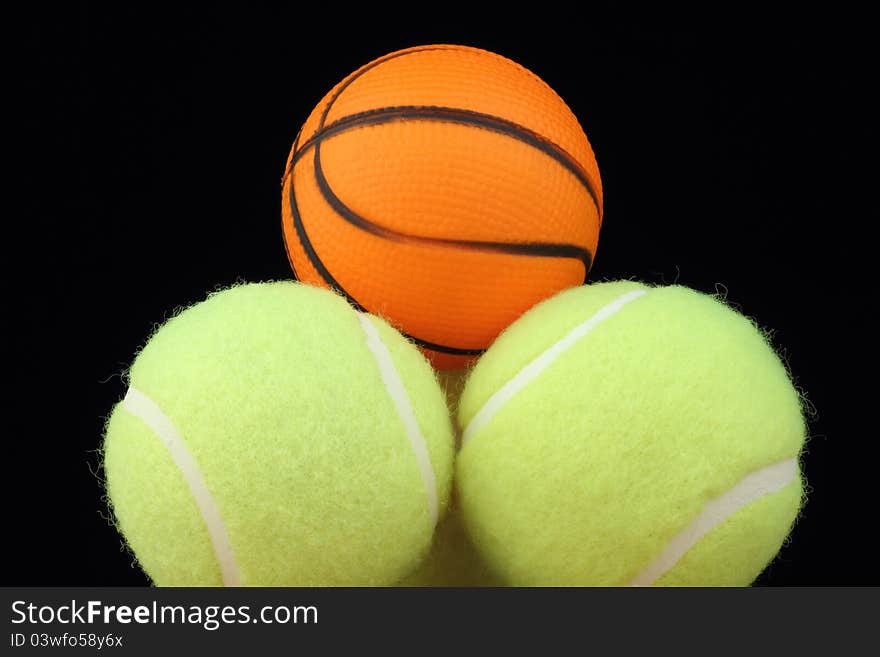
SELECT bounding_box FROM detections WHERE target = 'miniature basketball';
[281,44,603,369]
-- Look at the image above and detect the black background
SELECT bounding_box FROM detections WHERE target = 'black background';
[13,7,874,586]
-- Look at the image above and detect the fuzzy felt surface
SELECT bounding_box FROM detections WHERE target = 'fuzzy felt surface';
[103,282,454,586]
[456,281,806,586]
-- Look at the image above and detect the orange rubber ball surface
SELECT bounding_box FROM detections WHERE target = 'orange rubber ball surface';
[282,44,603,369]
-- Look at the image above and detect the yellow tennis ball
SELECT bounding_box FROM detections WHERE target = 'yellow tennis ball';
[456,281,806,586]
[103,281,454,586]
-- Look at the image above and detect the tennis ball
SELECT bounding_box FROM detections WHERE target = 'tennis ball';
[456,281,807,586]
[103,281,454,586]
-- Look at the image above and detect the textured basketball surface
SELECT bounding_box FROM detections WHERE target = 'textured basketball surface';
[103,282,454,586]
[281,44,603,369]
[457,282,806,586]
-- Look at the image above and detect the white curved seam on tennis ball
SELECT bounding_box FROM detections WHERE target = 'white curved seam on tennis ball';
[461,288,649,446]
[123,386,241,587]
[629,458,798,586]
[357,313,439,526]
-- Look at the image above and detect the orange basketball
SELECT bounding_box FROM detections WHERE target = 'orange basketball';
[281,44,603,369]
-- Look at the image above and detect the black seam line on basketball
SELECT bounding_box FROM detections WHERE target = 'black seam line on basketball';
[287,44,490,355]
[282,127,304,183]
[310,142,592,267]
[402,337,485,357]
[284,45,466,181]
[318,45,463,128]
[281,130,303,279]
[283,44,597,268]
[287,160,354,304]
[287,44,576,355]
[289,104,601,218]
[286,168,485,357]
